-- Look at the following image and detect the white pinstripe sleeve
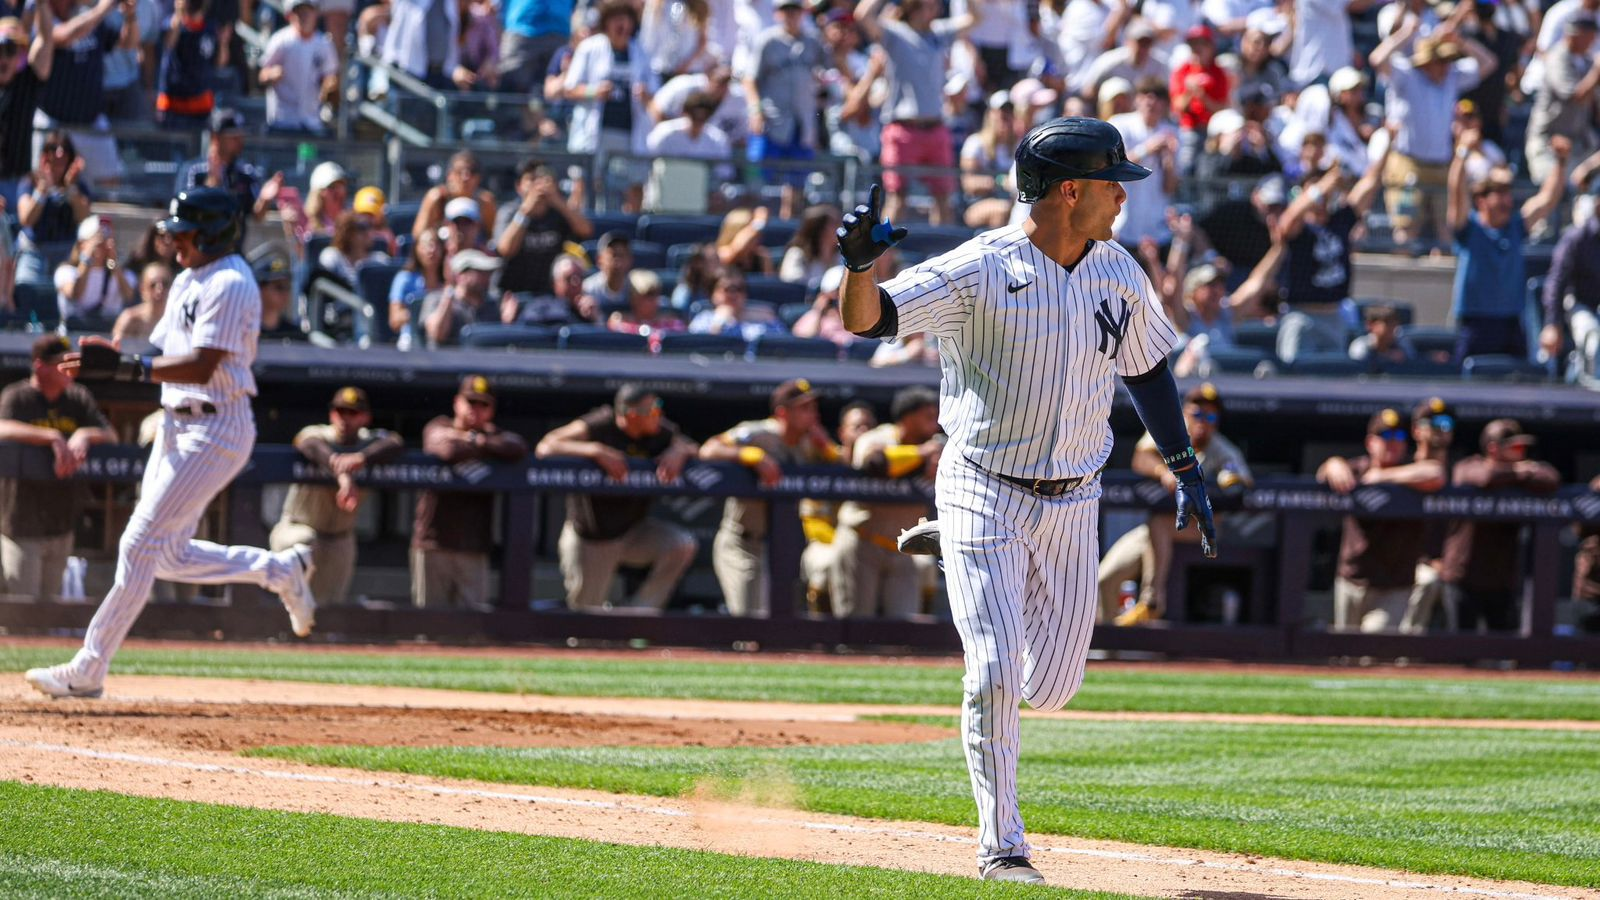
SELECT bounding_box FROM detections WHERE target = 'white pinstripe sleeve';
[1112,250,1180,378]
[880,246,983,340]
[191,269,255,355]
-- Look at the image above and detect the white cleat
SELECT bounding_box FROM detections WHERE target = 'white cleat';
[897,518,942,556]
[24,663,103,699]
[980,856,1046,884]
[279,543,317,638]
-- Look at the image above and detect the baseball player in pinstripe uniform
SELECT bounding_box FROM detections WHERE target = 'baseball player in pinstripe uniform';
[25,188,316,700]
[839,117,1218,884]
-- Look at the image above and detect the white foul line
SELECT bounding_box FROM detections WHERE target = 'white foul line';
[0,739,1582,900]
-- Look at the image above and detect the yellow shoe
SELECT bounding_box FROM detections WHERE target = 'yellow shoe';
[1114,600,1159,626]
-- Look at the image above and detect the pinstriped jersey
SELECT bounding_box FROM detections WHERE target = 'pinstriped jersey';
[151,254,261,407]
[881,225,1178,481]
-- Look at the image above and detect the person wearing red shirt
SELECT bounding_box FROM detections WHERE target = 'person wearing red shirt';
[1170,24,1229,175]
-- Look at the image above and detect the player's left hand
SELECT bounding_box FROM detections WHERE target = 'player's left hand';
[1173,464,1217,558]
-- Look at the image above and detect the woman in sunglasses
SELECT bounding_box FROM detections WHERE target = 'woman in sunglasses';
[15,130,91,288]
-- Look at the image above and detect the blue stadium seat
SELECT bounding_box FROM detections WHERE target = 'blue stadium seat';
[559,326,649,352]
[657,332,747,357]
[759,218,799,249]
[1354,299,1414,326]
[744,276,808,306]
[637,214,723,247]
[387,201,422,241]
[1231,322,1279,356]
[1461,354,1550,381]
[846,339,882,361]
[777,302,811,329]
[1377,358,1460,378]
[665,242,701,270]
[356,262,402,309]
[1397,325,1458,359]
[749,335,841,360]
[581,238,665,270]
[459,323,559,349]
[1208,347,1269,374]
[893,225,978,256]
[587,211,640,240]
[11,283,59,328]
[1285,352,1366,376]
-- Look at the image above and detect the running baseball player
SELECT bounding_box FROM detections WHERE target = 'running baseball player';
[25,188,316,700]
[838,118,1217,884]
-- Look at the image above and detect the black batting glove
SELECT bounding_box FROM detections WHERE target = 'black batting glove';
[837,184,908,273]
[1173,461,1218,559]
[74,341,150,382]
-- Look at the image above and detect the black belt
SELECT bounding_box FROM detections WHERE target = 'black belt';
[167,402,218,417]
[980,463,1104,498]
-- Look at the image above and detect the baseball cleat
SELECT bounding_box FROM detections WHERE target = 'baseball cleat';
[1114,599,1160,627]
[897,518,942,556]
[24,664,103,699]
[279,544,317,638]
[980,856,1045,884]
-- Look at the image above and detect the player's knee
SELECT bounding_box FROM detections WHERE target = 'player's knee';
[1024,668,1086,713]
[671,533,698,563]
[963,660,1022,705]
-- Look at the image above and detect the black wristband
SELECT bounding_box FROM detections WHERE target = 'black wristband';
[115,354,152,383]
[1162,446,1197,471]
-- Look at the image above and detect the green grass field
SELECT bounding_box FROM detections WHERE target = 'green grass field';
[5,644,1600,720]
[250,718,1600,888]
[0,782,1143,899]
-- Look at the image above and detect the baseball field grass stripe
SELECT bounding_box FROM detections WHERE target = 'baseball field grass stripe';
[4,646,1599,720]
[248,719,1600,888]
[0,780,1146,899]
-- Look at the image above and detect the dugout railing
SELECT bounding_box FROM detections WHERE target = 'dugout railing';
[0,441,1594,667]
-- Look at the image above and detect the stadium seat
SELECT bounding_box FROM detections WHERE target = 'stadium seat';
[588,211,640,240]
[459,323,559,349]
[1284,352,1366,376]
[749,335,841,360]
[893,225,978,256]
[665,242,701,269]
[1377,358,1459,378]
[649,268,680,296]
[1231,322,1279,356]
[1461,354,1550,381]
[1207,346,1269,375]
[656,332,747,357]
[10,283,59,328]
[846,339,882,361]
[305,234,333,268]
[759,218,799,249]
[1397,325,1458,359]
[1354,299,1414,326]
[777,302,811,329]
[387,201,422,240]
[636,214,723,247]
[559,326,649,352]
[356,262,402,309]
[581,238,666,270]
[744,276,808,306]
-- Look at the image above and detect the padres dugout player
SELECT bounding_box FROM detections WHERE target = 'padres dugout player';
[839,118,1218,884]
[25,188,316,700]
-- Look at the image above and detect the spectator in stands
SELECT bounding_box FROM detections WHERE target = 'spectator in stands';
[1077,18,1166,103]
[1274,148,1391,363]
[253,245,305,341]
[1402,397,1457,631]
[1170,24,1228,174]
[580,230,635,309]
[607,269,684,343]
[700,378,841,616]
[303,161,350,238]
[1450,99,1506,186]
[388,229,445,336]
[498,0,573,94]
[180,109,283,225]
[1317,407,1446,632]
[0,10,54,211]
[382,0,471,90]
[1527,15,1600,187]
[1210,84,1282,177]
[1459,1,1522,147]
[1099,383,1250,624]
[792,265,853,346]
[960,92,1019,227]
[260,0,340,135]
[1371,15,1498,250]
[856,0,980,226]
[688,270,787,340]
[111,259,171,342]
[414,375,528,611]
[536,384,700,610]
[1446,135,1570,362]
[354,187,396,257]
[457,0,502,88]
[1197,175,1281,287]
[713,206,776,276]
[1288,0,1362,89]
[441,196,488,266]
[495,158,593,297]
[644,88,731,163]
[778,205,840,287]
[1543,193,1600,374]
[318,0,353,65]
[422,249,508,346]
[741,0,824,220]
[1348,305,1418,365]
[101,0,153,122]
[828,386,941,619]
[670,242,718,309]
[1169,263,1241,376]
[641,0,715,80]
[1441,420,1560,632]
[54,213,130,321]
[317,211,375,288]
[273,387,404,606]
[36,0,131,189]
[0,334,114,603]
[15,129,90,287]
[819,9,880,162]
[563,0,657,213]
[651,64,747,144]
[1110,78,1180,247]
[124,221,175,273]
[155,0,218,127]
[517,253,597,324]
[414,150,498,243]
[1233,20,1287,101]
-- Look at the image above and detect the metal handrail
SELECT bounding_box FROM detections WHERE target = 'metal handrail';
[305,277,377,348]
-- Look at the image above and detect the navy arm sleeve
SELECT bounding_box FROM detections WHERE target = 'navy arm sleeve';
[1122,360,1194,464]
[851,288,900,340]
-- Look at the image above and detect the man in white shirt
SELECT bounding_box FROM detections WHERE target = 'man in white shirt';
[1289,0,1375,88]
[260,0,340,134]
[645,91,731,160]
[1109,78,1180,246]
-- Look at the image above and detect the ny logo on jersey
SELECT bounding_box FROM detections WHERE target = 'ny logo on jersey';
[181,298,199,329]
[1094,298,1131,359]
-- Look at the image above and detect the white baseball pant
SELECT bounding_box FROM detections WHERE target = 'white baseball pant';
[937,452,1101,865]
[72,403,299,682]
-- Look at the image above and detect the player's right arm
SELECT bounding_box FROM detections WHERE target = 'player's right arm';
[58,336,227,385]
[536,416,629,481]
[700,426,781,488]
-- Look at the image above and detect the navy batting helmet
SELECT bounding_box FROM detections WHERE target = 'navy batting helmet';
[1014,117,1151,203]
[159,187,241,255]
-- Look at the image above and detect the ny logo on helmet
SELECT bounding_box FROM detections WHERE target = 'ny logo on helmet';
[1094,298,1131,359]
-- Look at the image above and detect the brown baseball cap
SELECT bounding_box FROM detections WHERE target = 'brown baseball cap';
[1368,408,1406,436]
[1184,382,1223,412]
[1411,396,1454,425]
[459,374,495,402]
[32,335,71,362]
[1481,418,1534,450]
[770,377,818,412]
[331,386,370,413]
